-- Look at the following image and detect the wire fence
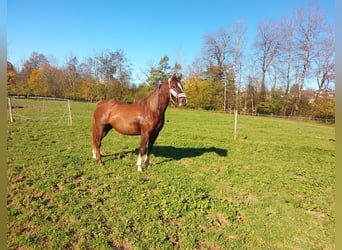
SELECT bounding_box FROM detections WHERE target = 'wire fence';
[236,112,335,123]
[7,96,335,124]
[7,96,73,125]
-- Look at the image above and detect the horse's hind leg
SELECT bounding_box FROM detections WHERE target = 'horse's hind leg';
[92,123,112,165]
[92,124,103,165]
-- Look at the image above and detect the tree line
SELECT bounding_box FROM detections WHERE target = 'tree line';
[7,5,334,121]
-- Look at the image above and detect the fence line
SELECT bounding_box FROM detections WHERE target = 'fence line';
[11,113,50,121]
[228,111,335,123]
[8,95,71,101]
[8,96,334,124]
[7,96,73,125]
[55,105,71,125]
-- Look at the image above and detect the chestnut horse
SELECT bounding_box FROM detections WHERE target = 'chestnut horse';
[92,73,187,171]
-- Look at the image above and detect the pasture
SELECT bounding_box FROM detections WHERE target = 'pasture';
[7,99,335,249]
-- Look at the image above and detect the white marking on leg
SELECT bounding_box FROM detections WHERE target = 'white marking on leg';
[92,149,96,159]
[136,154,142,172]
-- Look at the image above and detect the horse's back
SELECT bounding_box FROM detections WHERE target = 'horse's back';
[95,99,121,109]
[94,99,126,115]
[93,99,119,122]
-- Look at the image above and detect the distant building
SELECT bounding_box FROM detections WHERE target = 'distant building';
[309,89,335,103]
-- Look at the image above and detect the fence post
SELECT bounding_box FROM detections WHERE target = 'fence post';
[8,97,14,123]
[233,109,238,140]
[67,100,72,126]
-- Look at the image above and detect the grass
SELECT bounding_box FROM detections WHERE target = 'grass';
[7,99,335,249]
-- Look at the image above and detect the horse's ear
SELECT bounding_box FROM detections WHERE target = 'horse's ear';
[178,73,182,81]
[171,73,177,80]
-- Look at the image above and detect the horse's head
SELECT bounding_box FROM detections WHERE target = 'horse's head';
[168,73,188,106]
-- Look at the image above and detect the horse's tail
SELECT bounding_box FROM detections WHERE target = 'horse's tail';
[91,104,98,159]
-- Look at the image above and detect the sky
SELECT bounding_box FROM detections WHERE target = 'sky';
[7,0,335,84]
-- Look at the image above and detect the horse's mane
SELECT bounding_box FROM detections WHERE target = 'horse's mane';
[138,81,168,111]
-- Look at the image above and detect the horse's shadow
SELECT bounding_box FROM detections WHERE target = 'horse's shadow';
[102,145,228,164]
[152,146,228,160]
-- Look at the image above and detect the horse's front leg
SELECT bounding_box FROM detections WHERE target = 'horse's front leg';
[144,132,159,169]
[137,132,149,172]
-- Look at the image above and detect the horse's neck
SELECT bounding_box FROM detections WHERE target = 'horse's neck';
[147,81,169,114]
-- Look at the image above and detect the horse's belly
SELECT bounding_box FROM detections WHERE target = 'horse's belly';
[113,124,140,135]
[109,114,141,135]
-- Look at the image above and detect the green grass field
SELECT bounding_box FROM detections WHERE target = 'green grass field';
[7,99,335,249]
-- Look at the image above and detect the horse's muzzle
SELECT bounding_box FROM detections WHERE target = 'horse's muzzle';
[178,94,188,106]
[170,90,188,106]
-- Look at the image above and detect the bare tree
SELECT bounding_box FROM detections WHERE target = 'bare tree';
[278,15,296,96]
[231,20,247,112]
[294,5,325,102]
[23,52,49,71]
[276,15,297,115]
[254,20,280,102]
[202,27,231,81]
[231,20,247,83]
[313,23,335,94]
